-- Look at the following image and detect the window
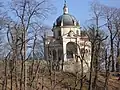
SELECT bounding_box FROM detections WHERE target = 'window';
[80,48,85,54]
[58,30,61,36]
[76,30,79,35]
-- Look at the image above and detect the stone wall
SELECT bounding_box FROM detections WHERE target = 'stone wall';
[63,60,90,73]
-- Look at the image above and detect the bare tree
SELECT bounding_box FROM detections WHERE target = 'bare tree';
[0,0,55,90]
[113,9,120,72]
[87,1,120,89]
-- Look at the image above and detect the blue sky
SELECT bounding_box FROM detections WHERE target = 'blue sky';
[45,0,120,27]
[1,0,120,27]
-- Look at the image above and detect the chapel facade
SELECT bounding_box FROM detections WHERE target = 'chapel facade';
[44,2,91,70]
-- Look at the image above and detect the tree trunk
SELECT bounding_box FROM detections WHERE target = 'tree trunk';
[111,36,114,72]
[93,42,100,90]
[88,43,94,90]
[116,37,120,72]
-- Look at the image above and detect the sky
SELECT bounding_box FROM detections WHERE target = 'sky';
[1,0,120,27]
[45,0,120,27]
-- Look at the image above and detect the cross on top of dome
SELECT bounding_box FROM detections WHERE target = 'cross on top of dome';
[64,0,66,5]
[63,0,68,14]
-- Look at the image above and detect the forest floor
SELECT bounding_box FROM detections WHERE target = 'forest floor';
[0,60,120,90]
[96,72,120,90]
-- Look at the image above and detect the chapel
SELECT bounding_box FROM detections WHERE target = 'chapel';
[44,1,91,70]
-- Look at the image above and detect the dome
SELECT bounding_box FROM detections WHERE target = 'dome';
[54,14,79,27]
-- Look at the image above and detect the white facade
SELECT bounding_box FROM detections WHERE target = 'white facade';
[44,2,91,72]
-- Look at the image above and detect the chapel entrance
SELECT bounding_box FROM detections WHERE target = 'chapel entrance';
[66,42,77,60]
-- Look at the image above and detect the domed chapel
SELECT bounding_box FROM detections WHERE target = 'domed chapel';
[44,1,91,71]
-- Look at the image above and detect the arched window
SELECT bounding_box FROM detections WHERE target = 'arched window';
[85,49,88,53]
[76,30,79,35]
[80,48,85,54]
[58,30,61,36]
[53,50,56,60]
